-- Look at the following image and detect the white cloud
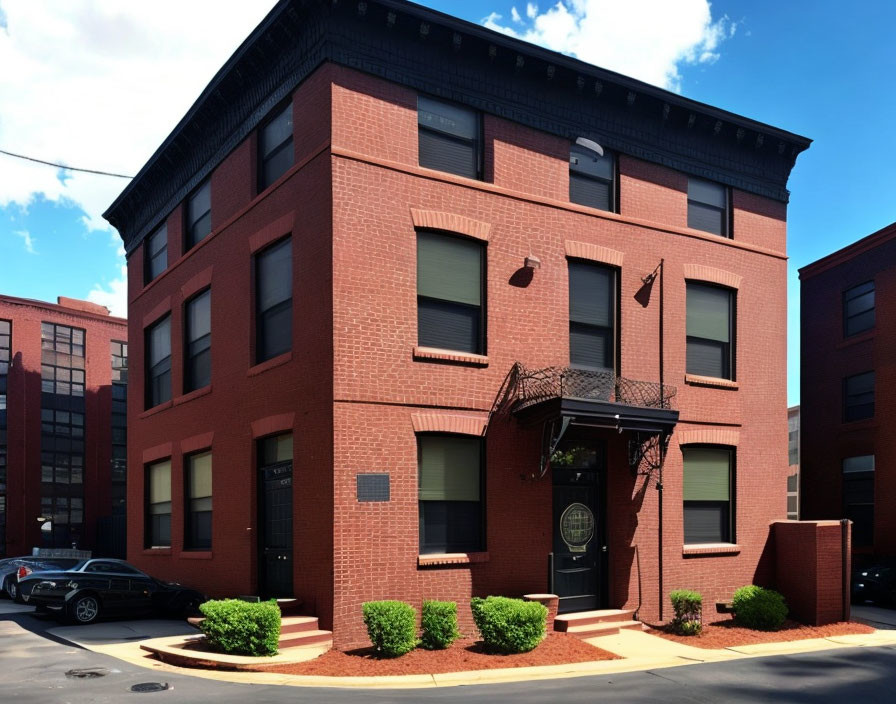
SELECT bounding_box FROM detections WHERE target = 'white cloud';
[87,263,127,318]
[0,1,278,234]
[511,6,522,23]
[481,0,734,91]
[13,228,36,253]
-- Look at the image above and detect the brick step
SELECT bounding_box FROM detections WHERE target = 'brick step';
[279,629,334,649]
[280,616,320,635]
[554,609,635,631]
[564,619,643,638]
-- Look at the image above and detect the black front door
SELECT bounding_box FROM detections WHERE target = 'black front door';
[259,460,293,597]
[552,441,604,613]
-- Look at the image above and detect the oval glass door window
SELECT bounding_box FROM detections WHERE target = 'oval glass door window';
[559,502,594,552]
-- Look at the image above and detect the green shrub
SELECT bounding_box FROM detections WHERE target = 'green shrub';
[362,600,417,657]
[669,589,703,636]
[420,600,460,650]
[732,585,788,631]
[198,599,281,656]
[470,596,547,654]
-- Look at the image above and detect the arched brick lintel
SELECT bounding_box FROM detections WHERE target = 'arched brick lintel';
[410,208,491,242]
[411,412,488,436]
[677,428,740,447]
[683,264,742,290]
[565,240,624,267]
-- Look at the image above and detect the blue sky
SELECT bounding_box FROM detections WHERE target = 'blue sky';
[2,1,895,406]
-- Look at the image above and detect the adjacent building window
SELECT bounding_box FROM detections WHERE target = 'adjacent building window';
[146,460,171,548]
[255,238,292,363]
[0,319,9,375]
[110,341,128,553]
[146,316,171,408]
[145,224,168,284]
[844,371,874,422]
[418,435,484,554]
[418,96,481,180]
[686,282,735,379]
[185,451,212,550]
[569,144,616,211]
[843,281,875,337]
[843,455,874,548]
[683,446,734,544]
[259,102,293,191]
[687,178,729,237]
[186,180,212,249]
[184,289,211,392]
[569,261,616,370]
[417,231,485,354]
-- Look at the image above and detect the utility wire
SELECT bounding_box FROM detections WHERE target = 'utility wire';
[0,148,133,179]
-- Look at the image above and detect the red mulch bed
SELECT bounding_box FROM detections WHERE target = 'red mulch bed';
[648,617,874,649]
[246,633,618,677]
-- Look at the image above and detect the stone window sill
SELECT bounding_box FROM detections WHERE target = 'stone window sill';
[142,548,172,556]
[417,552,489,567]
[174,385,213,406]
[413,346,489,367]
[837,329,875,348]
[685,374,738,390]
[139,400,173,419]
[683,543,741,557]
[247,351,292,377]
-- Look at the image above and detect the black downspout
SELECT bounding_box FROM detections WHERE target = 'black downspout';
[841,519,850,622]
[657,258,665,622]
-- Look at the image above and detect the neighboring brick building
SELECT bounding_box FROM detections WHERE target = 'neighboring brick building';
[104,0,810,647]
[800,222,896,562]
[0,295,128,558]
[787,405,800,520]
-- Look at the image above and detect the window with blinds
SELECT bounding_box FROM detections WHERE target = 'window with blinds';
[146,460,171,548]
[185,452,212,550]
[569,144,615,212]
[683,447,733,544]
[418,435,483,554]
[843,455,874,548]
[185,289,211,392]
[687,177,729,237]
[569,261,616,370]
[255,237,292,363]
[186,180,211,249]
[145,224,168,284]
[145,315,171,408]
[843,281,875,337]
[844,371,874,422]
[418,96,480,180]
[259,102,294,191]
[417,231,484,354]
[686,282,734,379]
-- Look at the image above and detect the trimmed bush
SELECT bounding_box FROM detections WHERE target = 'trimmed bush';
[199,599,281,656]
[732,585,788,631]
[420,600,460,650]
[362,600,417,657]
[669,589,703,636]
[470,596,547,654]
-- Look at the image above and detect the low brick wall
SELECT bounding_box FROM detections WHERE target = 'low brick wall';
[774,520,851,625]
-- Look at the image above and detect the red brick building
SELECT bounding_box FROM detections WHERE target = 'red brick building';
[104,0,810,647]
[800,222,896,561]
[0,295,127,557]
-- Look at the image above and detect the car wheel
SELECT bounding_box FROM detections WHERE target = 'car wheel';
[180,596,202,619]
[7,579,20,603]
[68,594,101,625]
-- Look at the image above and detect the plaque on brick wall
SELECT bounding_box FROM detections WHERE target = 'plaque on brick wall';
[357,473,390,502]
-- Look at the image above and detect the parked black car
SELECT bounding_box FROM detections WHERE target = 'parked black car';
[852,564,896,606]
[20,558,205,624]
[1,557,80,602]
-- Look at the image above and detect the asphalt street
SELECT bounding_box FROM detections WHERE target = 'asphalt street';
[2,603,896,703]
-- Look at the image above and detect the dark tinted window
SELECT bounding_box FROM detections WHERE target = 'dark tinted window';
[569,144,615,212]
[843,281,874,337]
[186,180,211,249]
[146,460,171,548]
[418,96,480,180]
[255,238,292,363]
[417,232,484,354]
[686,283,734,379]
[185,290,211,392]
[569,261,616,370]
[687,178,728,237]
[145,225,168,283]
[185,452,212,550]
[683,447,733,544]
[146,316,171,408]
[844,371,874,422]
[843,456,874,547]
[259,103,293,191]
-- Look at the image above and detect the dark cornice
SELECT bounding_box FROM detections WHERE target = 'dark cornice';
[104,0,812,254]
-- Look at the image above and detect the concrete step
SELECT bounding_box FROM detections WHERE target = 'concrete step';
[280,616,320,635]
[564,619,644,638]
[278,629,334,649]
[554,609,636,631]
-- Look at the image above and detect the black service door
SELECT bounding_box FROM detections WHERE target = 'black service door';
[260,461,293,597]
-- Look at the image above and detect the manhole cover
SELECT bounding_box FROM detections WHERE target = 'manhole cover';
[65,668,109,679]
[130,682,171,693]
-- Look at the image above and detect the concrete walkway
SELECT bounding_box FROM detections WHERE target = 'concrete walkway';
[852,605,896,630]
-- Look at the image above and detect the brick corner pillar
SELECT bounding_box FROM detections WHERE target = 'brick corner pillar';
[524,593,559,631]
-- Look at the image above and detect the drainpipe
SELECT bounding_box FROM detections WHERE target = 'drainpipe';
[841,518,850,622]
[657,259,665,622]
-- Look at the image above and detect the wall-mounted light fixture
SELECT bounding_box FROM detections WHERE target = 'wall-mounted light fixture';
[524,255,541,269]
[575,136,604,157]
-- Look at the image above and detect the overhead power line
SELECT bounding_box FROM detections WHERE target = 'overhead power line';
[0,148,133,179]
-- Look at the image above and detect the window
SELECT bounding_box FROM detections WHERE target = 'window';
[0,319,9,375]
[110,341,127,520]
[683,447,733,544]
[843,455,874,548]
[844,371,874,422]
[186,180,212,249]
[418,435,483,554]
[255,238,292,363]
[185,451,212,550]
[843,281,875,337]
[418,96,480,180]
[146,316,171,408]
[687,178,729,237]
[146,460,171,548]
[417,231,484,354]
[569,144,615,211]
[259,102,293,191]
[145,224,168,284]
[686,282,734,379]
[569,261,616,370]
[185,289,211,392]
